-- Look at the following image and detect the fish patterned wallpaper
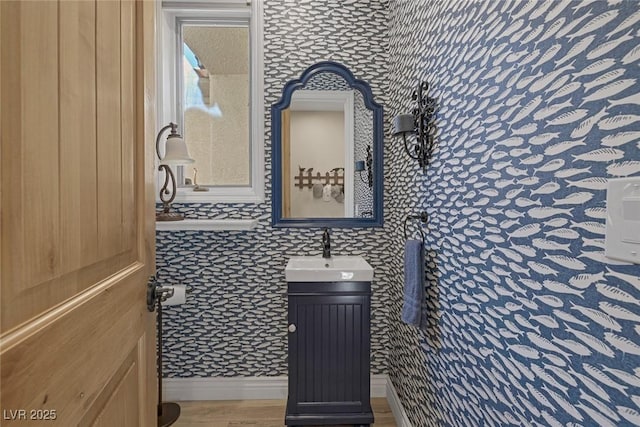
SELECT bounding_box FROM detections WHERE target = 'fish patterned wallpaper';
[157,0,391,378]
[387,0,640,426]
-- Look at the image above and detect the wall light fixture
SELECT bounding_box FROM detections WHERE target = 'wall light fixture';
[156,123,194,221]
[355,145,373,188]
[393,81,437,171]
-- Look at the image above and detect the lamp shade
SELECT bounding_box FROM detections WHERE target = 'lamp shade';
[392,114,415,135]
[161,134,194,165]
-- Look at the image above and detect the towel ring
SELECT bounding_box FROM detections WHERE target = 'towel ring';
[404,212,428,241]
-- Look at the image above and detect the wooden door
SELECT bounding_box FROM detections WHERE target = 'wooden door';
[0,1,157,426]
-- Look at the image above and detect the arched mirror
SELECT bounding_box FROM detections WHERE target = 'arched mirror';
[271,61,383,228]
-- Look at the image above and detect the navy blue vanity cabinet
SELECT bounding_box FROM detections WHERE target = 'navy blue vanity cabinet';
[285,281,373,426]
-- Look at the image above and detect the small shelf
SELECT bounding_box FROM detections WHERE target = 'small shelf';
[156,219,259,231]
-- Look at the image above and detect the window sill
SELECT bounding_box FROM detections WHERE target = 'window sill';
[156,219,259,231]
[172,187,264,204]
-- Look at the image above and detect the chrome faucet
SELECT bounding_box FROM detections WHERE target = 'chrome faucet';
[322,228,331,259]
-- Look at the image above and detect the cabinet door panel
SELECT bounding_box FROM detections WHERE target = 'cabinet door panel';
[288,295,369,414]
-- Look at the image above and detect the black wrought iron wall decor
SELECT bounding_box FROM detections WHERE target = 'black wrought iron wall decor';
[393,81,437,171]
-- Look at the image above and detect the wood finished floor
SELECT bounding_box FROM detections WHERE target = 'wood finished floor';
[172,398,397,427]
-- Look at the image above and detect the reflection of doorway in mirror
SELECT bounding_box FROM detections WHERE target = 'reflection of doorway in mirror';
[283,89,355,219]
[288,110,346,218]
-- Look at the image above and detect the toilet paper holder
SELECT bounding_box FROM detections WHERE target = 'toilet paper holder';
[147,279,190,311]
[147,277,175,312]
[163,284,187,306]
[146,275,183,426]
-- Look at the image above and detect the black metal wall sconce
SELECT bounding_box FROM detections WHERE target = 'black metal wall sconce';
[393,81,437,171]
[355,145,373,188]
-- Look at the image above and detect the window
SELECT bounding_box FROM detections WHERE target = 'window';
[158,0,264,202]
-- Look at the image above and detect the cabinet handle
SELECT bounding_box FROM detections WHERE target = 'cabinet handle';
[288,324,297,333]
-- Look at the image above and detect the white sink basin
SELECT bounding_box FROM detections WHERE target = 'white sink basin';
[285,256,374,282]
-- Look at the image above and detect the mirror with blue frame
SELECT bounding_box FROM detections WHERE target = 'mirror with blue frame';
[271,61,383,228]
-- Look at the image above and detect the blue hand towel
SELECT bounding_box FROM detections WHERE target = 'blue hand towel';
[402,239,424,327]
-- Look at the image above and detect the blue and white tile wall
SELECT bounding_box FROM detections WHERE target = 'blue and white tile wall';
[387,0,640,425]
[157,0,391,377]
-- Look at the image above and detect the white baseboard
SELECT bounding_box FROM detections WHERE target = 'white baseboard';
[163,374,409,426]
[163,376,289,401]
[371,374,387,398]
[164,374,387,401]
[385,377,413,427]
